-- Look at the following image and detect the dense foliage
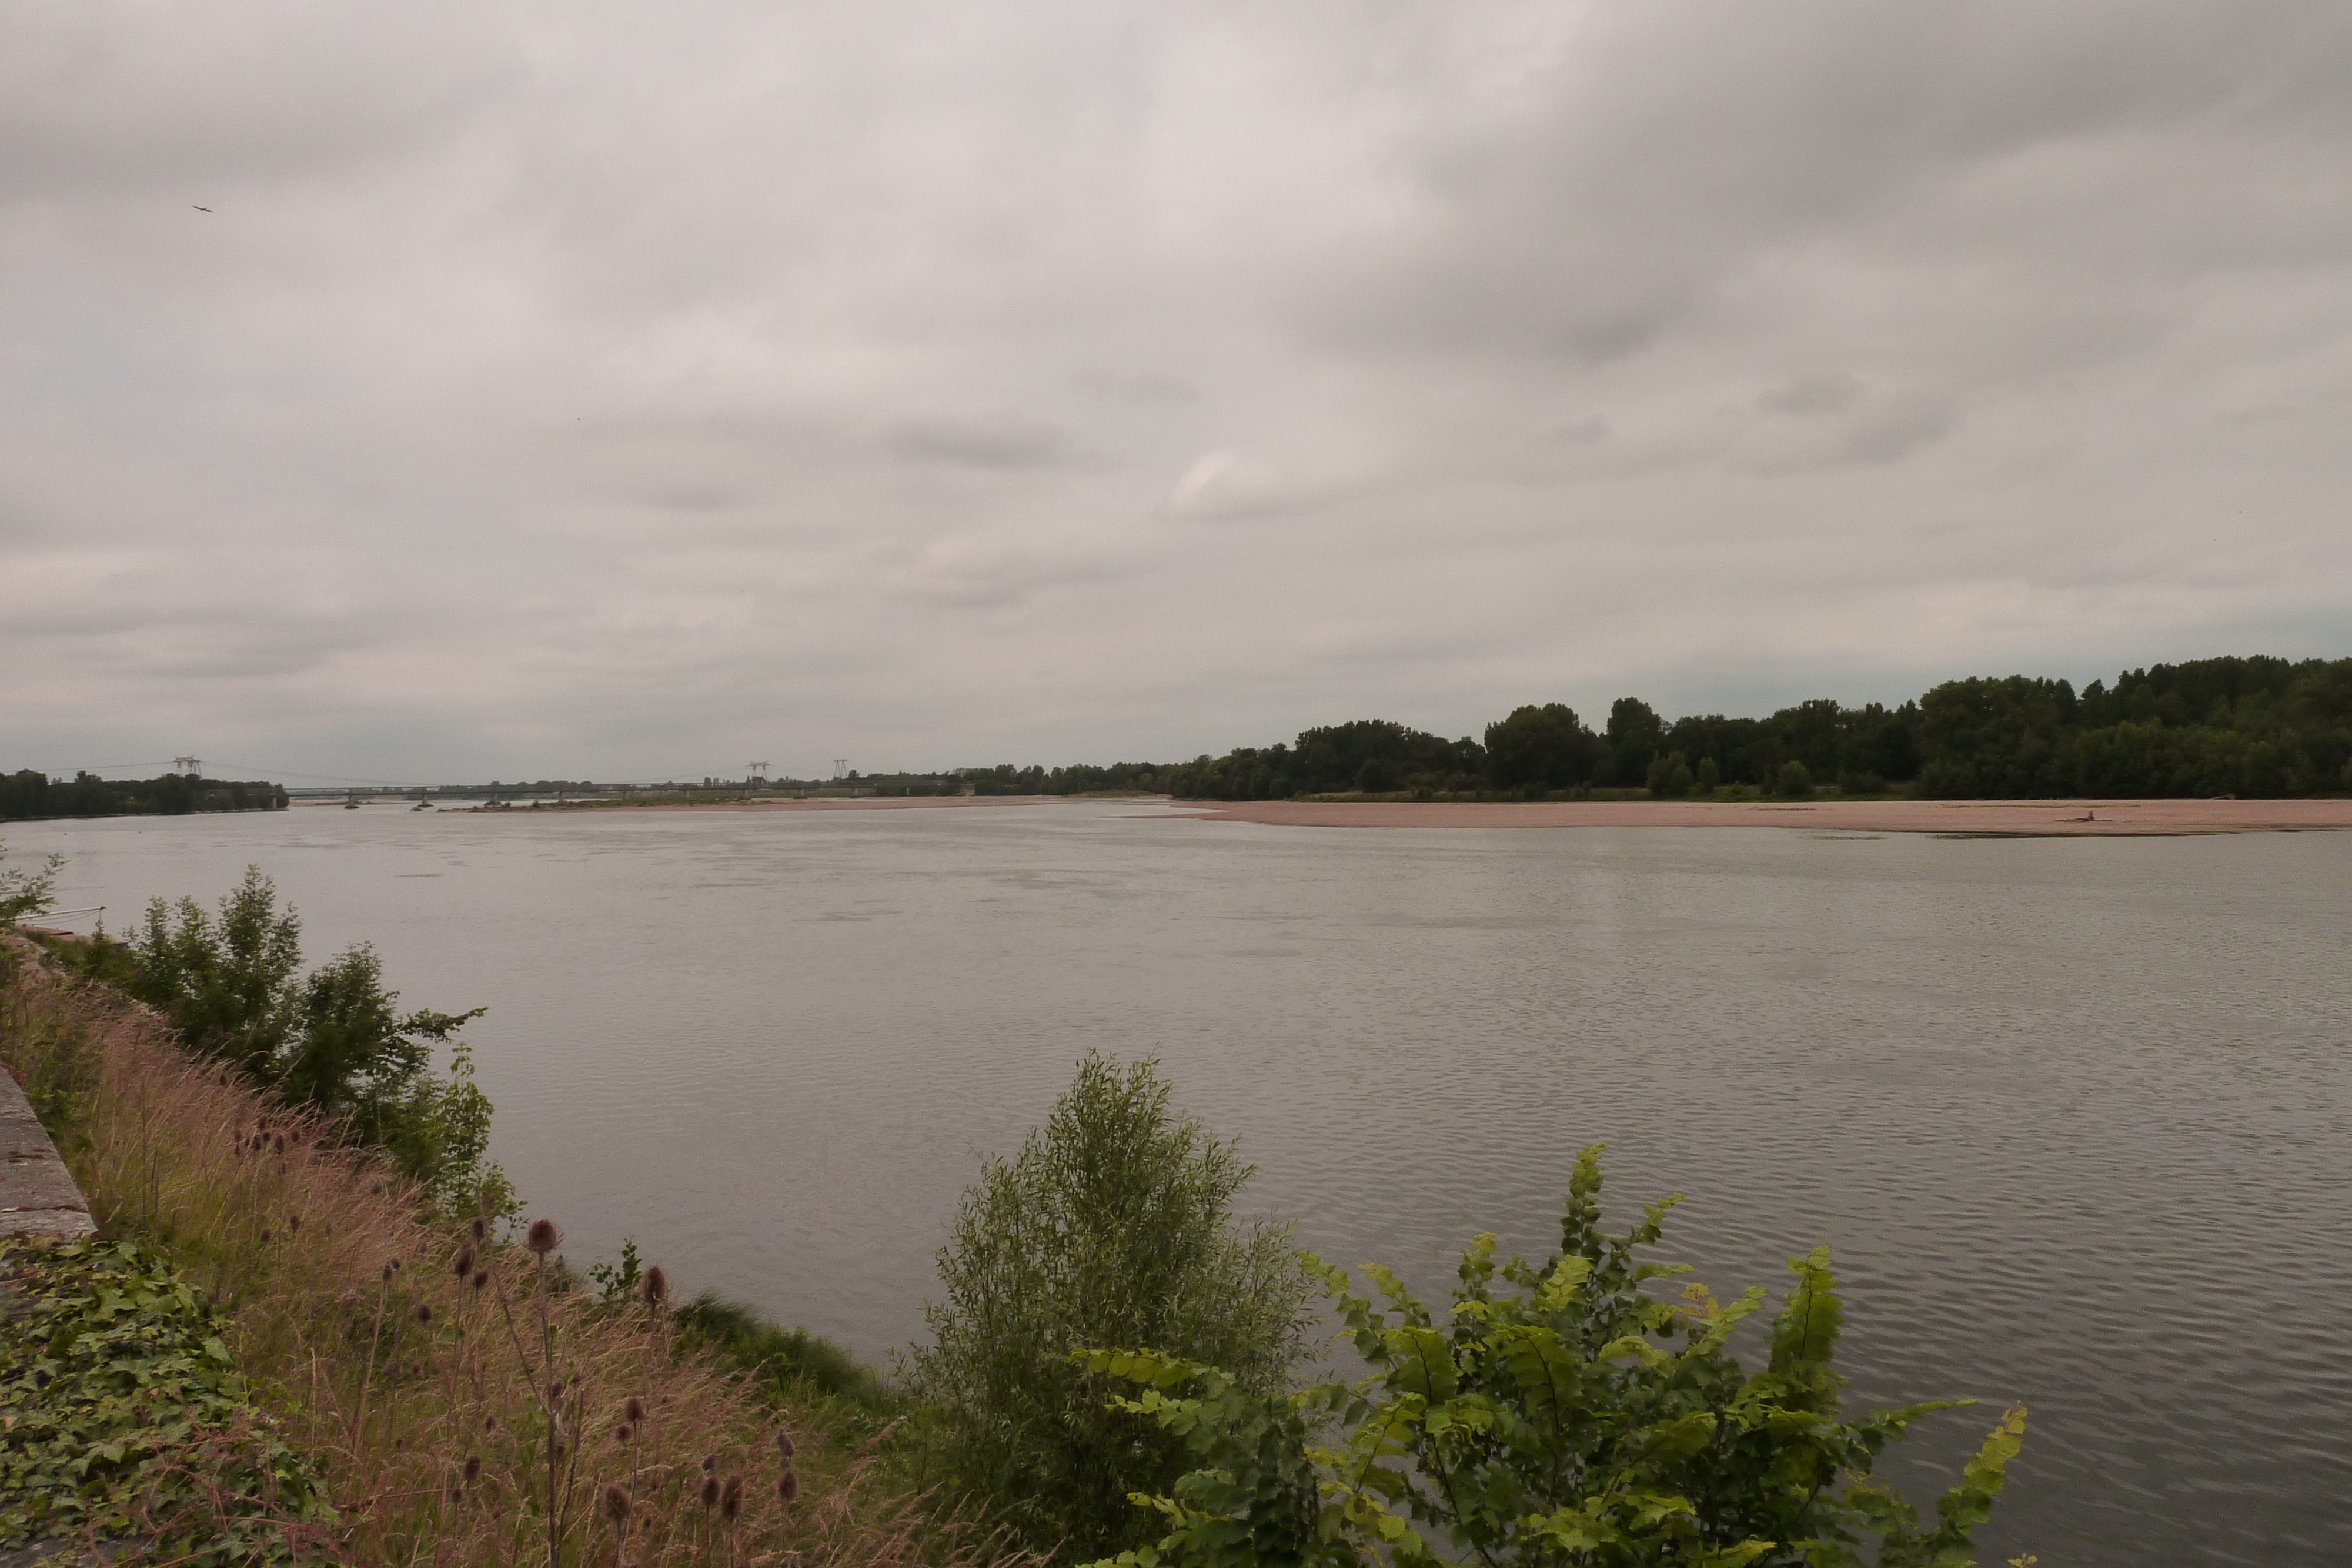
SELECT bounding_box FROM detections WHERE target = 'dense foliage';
[0,1237,333,1562]
[1,770,288,822]
[1078,1146,2027,1568]
[907,1052,1312,1560]
[1130,654,2352,800]
[62,867,509,1216]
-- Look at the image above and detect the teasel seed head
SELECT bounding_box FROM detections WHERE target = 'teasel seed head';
[416,1303,433,1325]
[471,1215,487,1242]
[603,1483,632,1526]
[700,1476,720,1509]
[382,1263,396,1283]
[455,1245,476,1278]
[465,1455,482,1483]
[701,1455,716,1474]
[472,1269,489,1292]
[720,1475,744,1522]
[526,1218,562,1256]
[777,1467,800,1505]
[616,1423,633,1444]
[643,1266,669,1308]
[624,1396,646,1424]
[776,1430,795,1462]
[259,1229,272,1246]
[288,1214,302,1233]
[370,1181,385,1196]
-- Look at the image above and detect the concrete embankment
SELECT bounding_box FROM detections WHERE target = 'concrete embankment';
[0,956,94,1240]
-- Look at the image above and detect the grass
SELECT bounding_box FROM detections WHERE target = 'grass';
[0,934,1013,1568]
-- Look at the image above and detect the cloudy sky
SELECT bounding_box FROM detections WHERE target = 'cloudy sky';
[5,1,2349,783]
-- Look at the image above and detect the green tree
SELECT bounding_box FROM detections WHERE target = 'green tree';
[908,1052,1311,1559]
[1647,752,1695,799]
[0,836,62,924]
[1488,705,1601,793]
[121,868,508,1216]
[1081,1147,2028,1568]
[1606,700,1666,787]
[1774,761,1813,798]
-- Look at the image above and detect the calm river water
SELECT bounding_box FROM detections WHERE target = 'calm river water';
[11,801,2350,1564]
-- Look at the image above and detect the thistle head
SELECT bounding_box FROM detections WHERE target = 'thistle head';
[526,1218,562,1256]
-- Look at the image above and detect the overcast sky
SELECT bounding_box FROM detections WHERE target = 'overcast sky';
[5,1,2349,783]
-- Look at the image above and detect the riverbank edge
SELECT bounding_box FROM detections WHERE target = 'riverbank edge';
[0,932,976,1568]
[439,791,2352,834]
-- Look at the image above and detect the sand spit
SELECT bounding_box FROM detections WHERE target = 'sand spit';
[1166,797,2352,835]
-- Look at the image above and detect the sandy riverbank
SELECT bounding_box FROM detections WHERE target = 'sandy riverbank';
[1165,797,2352,835]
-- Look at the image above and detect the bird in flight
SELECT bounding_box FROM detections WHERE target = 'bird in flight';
[193,205,212,212]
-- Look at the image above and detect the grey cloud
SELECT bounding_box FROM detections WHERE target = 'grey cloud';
[3,2,2350,778]
[886,414,1074,469]
[1758,373,1865,417]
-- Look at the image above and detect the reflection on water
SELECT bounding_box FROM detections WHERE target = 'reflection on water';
[14,803,2352,1566]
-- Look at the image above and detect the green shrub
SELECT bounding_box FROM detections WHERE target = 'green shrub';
[1083,1146,2027,1568]
[0,834,61,924]
[672,1289,900,1420]
[907,1052,1311,1559]
[78,868,510,1218]
[1775,760,1815,798]
[1,1237,333,1562]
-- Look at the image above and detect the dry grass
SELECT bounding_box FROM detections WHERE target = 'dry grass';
[2,936,1010,1568]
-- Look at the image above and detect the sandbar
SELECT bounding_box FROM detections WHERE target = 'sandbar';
[1164,797,2352,835]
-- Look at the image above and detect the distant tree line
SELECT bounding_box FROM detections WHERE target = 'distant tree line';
[978,655,2352,802]
[1,770,289,823]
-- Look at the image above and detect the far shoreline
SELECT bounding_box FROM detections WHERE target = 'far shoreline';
[540,792,2352,835]
[1164,796,2352,835]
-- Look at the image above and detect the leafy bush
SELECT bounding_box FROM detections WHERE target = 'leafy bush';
[85,867,509,1216]
[0,1236,333,1563]
[0,834,62,924]
[907,1052,1312,1559]
[1774,761,1814,799]
[672,1289,901,1420]
[1082,1146,2027,1568]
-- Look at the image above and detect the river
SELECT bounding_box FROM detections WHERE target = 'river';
[9,800,2349,1564]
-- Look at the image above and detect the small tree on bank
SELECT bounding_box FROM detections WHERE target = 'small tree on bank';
[1081,1146,2029,1568]
[85,866,511,1217]
[907,1052,1311,1560]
